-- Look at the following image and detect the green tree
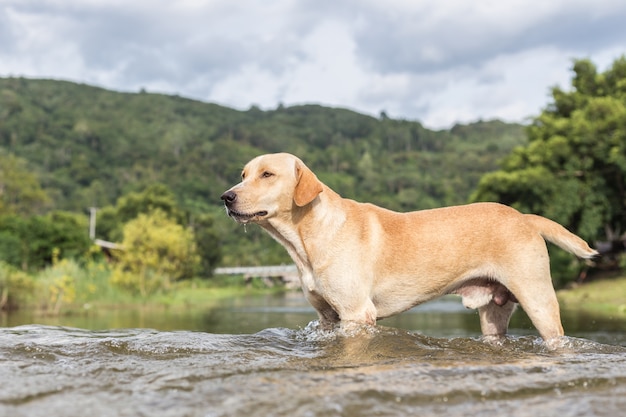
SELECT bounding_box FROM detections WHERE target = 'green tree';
[0,215,26,268]
[0,261,34,310]
[0,211,90,270]
[93,205,120,242]
[190,213,221,277]
[111,210,200,296]
[116,183,183,224]
[1,77,527,268]
[473,57,626,244]
[96,183,183,242]
[37,211,91,264]
[93,184,222,274]
[0,152,49,215]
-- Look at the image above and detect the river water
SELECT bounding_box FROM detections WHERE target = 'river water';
[1,294,625,417]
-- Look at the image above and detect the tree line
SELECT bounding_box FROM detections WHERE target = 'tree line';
[0,76,525,271]
[473,56,626,279]
[1,56,625,305]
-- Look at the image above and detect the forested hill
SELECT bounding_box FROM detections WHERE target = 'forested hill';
[0,77,526,214]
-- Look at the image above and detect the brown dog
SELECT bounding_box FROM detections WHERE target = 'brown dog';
[221,153,597,342]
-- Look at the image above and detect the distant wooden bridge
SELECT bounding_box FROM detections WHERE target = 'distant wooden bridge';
[213,265,300,286]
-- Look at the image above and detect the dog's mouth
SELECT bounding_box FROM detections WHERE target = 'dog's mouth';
[226,208,269,223]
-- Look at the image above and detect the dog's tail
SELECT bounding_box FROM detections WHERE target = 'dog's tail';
[524,214,598,259]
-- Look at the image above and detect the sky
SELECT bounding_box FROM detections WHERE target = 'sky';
[1,0,626,129]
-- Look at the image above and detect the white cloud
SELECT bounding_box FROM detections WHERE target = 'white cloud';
[209,19,369,111]
[0,0,625,128]
[415,47,575,127]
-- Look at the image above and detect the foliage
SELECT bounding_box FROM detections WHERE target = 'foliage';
[190,212,222,276]
[33,252,77,313]
[0,66,623,306]
[0,261,34,310]
[0,215,25,268]
[111,210,200,296]
[0,211,91,270]
[557,274,626,317]
[473,57,626,242]
[33,257,119,314]
[92,183,221,275]
[116,183,185,226]
[96,183,185,242]
[0,151,49,215]
[0,77,526,268]
[472,56,626,281]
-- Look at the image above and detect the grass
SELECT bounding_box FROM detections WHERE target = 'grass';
[146,278,287,310]
[557,274,626,317]
[7,259,626,320]
[47,285,286,322]
[2,259,288,317]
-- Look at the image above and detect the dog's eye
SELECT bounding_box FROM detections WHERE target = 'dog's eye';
[261,171,274,178]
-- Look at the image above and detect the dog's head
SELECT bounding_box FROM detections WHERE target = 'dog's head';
[220,153,323,224]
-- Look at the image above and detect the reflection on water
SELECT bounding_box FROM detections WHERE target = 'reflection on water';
[2,292,625,343]
[1,293,625,417]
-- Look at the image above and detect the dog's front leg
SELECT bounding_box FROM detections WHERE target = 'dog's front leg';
[338,298,377,326]
[304,289,340,329]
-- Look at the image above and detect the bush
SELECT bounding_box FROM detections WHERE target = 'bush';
[0,261,35,310]
[111,210,200,296]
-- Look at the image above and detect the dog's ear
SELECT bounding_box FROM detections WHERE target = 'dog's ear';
[294,160,323,207]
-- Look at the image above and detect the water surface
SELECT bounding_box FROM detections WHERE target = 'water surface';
[1,294,625,417]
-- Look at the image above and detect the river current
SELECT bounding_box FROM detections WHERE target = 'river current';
[1,295,625,417]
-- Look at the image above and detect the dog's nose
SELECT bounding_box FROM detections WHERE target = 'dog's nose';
[221,190,237,204]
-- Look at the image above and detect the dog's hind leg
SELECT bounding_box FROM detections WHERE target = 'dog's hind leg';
[502,241,565,344]
[478,300,516,337]
[505,267,565,342]
[512,285,564,341]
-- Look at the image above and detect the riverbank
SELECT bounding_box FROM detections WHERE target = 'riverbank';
[557,274,626,317]
[47,278,289,317]
[113,274,626,319]
[0,278,291,329]
[4,257,626,321]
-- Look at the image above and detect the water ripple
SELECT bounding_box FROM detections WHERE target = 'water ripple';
[0,324,625,417]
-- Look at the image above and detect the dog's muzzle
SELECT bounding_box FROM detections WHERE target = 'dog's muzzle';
[220,191,268,222]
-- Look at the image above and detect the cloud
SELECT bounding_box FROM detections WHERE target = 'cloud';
[1,0,625,128]
[352,0,626,73]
